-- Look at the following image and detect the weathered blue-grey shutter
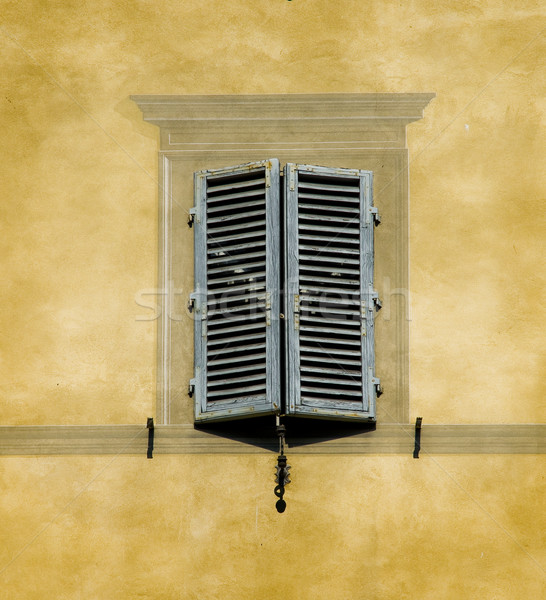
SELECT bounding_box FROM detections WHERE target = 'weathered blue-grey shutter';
[285,164,379,421]
[192,160,280,422]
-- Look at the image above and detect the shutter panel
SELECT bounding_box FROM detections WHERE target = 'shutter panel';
[193,160,281,422]
[285,164,378,422]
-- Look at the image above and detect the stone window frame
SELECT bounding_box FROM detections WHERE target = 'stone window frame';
[132,93,435,426]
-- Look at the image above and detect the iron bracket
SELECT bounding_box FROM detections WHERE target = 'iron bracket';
[146,417,154,459]
[413,417,423,458]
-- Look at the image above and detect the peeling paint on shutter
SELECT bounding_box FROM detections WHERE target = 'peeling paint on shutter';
[193,160,280,422]
[285,164,378,422]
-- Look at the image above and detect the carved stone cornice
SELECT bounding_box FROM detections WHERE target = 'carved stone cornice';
[132,93,436,152]
[131,93,435,124]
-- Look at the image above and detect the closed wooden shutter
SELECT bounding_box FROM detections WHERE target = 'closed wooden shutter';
[193,160,281,422]
[284,164,379,421]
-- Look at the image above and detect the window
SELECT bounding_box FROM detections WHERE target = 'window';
[190,159,381,423]
[132,93,435,426]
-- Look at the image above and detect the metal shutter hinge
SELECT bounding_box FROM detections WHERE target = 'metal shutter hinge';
[370,207,381,226]
[188,292,200,314]
[294,294,300,330]
[365,291,382,313]
[201,307,207,337]
[361,301,367,336]
[265,292,271,326]
[371,377,383,397]
[289,169,296,191]
[188,207,197,228]
[188,379,196,398]
[265,168,271,188]
[371,290,382,311]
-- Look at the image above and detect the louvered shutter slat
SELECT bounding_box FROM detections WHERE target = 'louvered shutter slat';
[207,199,265,215]
[299,222,360,235]
[299,285,360,296]
[300,264,361,276]
[208,352,267,368]
[298,203,360,215]
[300,234,359,248]
[297,181,361,193]
[285,163,378,422]
[207,260,266,277]
[299,326,361,337]
[298,193,360,205]
[205,177,266,193]
[298,343,361,356]
[206,230,266,246]
[207,250,266,266]
[208,372,266,387]
[207,339,266,352]
[207,291,266,307]
[204,219,265,233]
[300,306,360,318]
[298,334,362,346]
[299,253,360,266]
[206,281,267,296]
[300,315,360,326]
[193,160,280,422]
[207,209,266,225]
[206,384,267,399]
[298,294,361,306]
[205,187,266,202]
[207,240,265,255]
[208,304,266,319]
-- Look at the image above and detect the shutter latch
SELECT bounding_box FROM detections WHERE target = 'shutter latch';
[370,207,381,226]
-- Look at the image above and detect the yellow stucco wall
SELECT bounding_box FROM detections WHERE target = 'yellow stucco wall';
[1,455,545,598]
[1,1,544,598]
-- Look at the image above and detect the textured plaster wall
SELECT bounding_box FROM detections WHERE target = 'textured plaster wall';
[0,1,544,598]
[1,455,545,599]
[1,0,544,425]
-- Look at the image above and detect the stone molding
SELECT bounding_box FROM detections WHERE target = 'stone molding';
[131,93,436,124]
[1,424,544,455]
